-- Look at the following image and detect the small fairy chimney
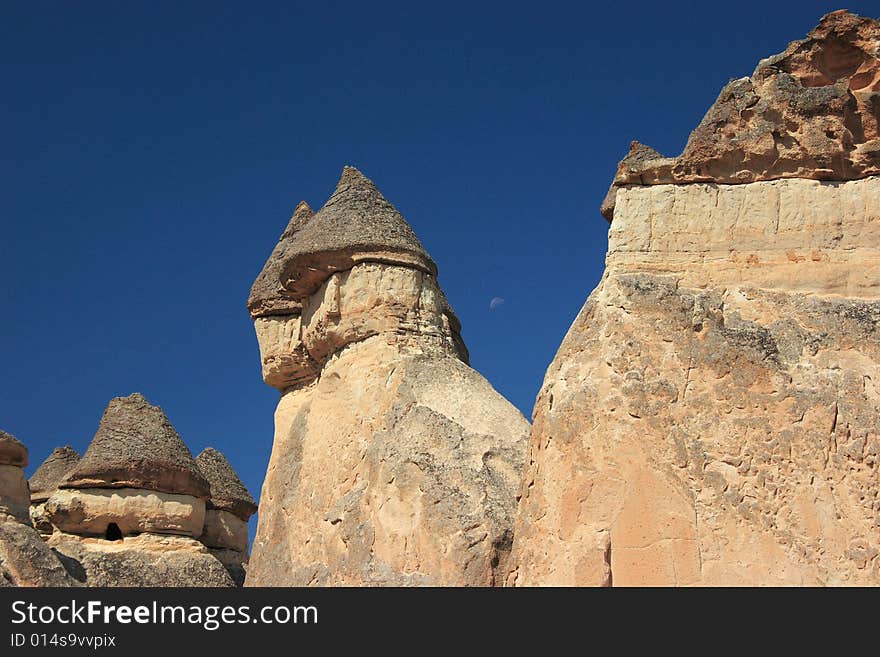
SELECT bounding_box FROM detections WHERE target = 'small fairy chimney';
[28,446,80,536]
[44,393,234,586]
[0,430,30,524]
[195,448,257,586]
[0,430,78,586]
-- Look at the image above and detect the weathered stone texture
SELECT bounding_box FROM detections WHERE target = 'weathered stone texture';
[509,267,879,585]
[45,488,206,538]
[61,393,209,499]
[48,533,234,587]
[246,168,528,586]
[0,522,79,587]
[603,10,880,220]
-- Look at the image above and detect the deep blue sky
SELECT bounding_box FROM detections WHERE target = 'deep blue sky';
[2,1,873,537]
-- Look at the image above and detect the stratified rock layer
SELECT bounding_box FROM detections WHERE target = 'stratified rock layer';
[602,10,880,220]
[246,168,529,586]
[45,488,206,538]
[0,430,28,468]
[48,533,234,587]
[30,447,81,504]
[509,12,880,586]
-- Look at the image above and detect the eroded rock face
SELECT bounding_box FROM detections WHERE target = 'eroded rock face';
[602,10,880,220]
[200,509,248,553]
[246,167,529,586]
[0,432,77,587]
[47,533,234,587]
[0,522,79,587]
[60,393,209,498]
[44,394,235,587]
[0,430,31,524]
[0,430,28,468]
[195,448,256,586]
[29,446,80,536]
[0,465,30,524]
[45,488,206,538]
[509,12,880,586]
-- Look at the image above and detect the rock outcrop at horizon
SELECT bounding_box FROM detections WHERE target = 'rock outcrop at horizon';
[0,431,78,587]
[246,166,529,586]
[509,10,880,586]
[44,394,235,587]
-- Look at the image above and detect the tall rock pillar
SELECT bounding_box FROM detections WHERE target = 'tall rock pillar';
[246,167,529,585]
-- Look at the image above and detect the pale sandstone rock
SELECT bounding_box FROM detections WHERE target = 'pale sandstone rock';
[0,434,77,587]
[194,448,255,585]
[509,13,880,586]
[0,465,30,524]
[508,267,880,586]
[29,446,80,535]
[61,393,209,498]
[602,11,880,220]
[608,177,880,297]
[45,488,205,538]
[511,177,880,585]
[201,509,248,552]
[0,430,27,467]
[48,533,234,587]
[43,395,235,586]
[246,167,529,586]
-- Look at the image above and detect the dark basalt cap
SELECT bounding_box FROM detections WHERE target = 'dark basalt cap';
[60,393,209,499]
[247,201,315,318]
[0,430,28,467]
[29,446,81,503]
[195,448,257,521]
[601,10,880,221]
[248,166,437,315]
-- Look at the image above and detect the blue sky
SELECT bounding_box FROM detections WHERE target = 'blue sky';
[2,1,873,538]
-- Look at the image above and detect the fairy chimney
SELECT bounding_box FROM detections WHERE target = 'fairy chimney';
[44,394,234,586]
[28,446,80,536]
[0,430,78,586]
[245,167,529,586]
[195,448,257,585]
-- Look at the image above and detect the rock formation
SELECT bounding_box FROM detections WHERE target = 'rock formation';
[45,394,235,586]
[195,448,257,585]
[0,431,77,586]
[0,431,30,525]
[29,446,80,536]
[601,10,880,220]
[509,10,880,586]
[246,166,529,586]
